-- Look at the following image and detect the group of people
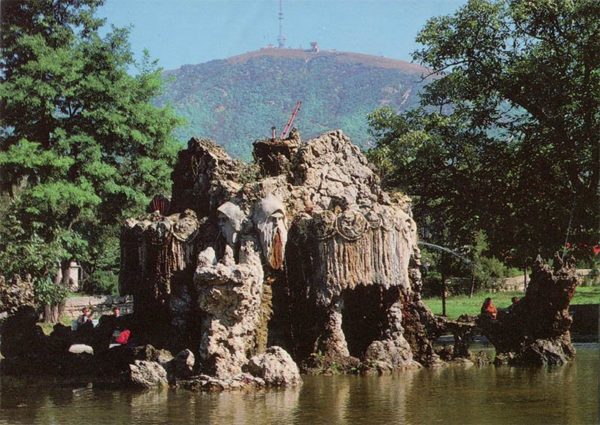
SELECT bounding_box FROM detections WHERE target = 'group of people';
[480,296,520,320]
[76,306,131,346]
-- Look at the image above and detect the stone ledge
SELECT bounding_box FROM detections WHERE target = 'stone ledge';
[63,295,134,318]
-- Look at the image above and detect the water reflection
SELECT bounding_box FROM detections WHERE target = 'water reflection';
[405,350,598,425]
[198,388,301,425]
[0,344,597,425]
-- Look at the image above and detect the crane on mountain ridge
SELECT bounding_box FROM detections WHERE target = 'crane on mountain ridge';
[271,101,301,141]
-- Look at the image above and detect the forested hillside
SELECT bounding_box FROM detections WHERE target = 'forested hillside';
[155,48,430,159]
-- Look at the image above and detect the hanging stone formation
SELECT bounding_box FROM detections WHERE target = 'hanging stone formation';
[119,128,441,385]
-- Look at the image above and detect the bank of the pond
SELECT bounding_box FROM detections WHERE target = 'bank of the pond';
[423,286,600,319]
[0,343,597,425]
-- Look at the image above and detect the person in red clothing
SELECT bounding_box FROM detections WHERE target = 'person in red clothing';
[481,297,497,320]
[114,329,131,345]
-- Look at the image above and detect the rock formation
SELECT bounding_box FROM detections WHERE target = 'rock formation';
[173,348,195,378]
[195,242,264,378]
[0,274,35,315]
[120,129,437,383]
[0,306,46,360]
[129,360,169,388]
[245,346,301,386]
[478,255,579,366]
[0,130,581,389]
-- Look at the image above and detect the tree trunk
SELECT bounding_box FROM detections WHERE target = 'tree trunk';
[441,273,447,317]
[469,267,476,298]
[43,303,62,323]
[43,304,52,322]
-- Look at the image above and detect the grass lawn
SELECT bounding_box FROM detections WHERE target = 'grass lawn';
[39,315,73,335]
[423,286,600,319]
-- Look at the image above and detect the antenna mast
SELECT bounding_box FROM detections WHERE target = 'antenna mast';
[277,0,285,48]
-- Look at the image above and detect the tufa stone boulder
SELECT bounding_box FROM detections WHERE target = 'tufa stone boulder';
[245,346,302,386]
[129,360,168,388]
[479,255,579,366]
[120,128,440,382]
[173,349,195,379]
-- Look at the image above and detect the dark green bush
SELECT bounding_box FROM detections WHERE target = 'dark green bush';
[33,277,68,306]
[474,256,507,291]
[82,270,119,296]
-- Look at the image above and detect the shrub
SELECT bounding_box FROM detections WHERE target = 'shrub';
[475,256,507,291]
[33,277,68,307]
[583,260,600,286]
[83,270,119,296]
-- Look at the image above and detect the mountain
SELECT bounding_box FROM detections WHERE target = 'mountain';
[156,48,430,160]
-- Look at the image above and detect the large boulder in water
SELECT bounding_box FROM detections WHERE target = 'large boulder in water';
[129,360,168,388]
[479,255,579,366]
[245,346,301,386]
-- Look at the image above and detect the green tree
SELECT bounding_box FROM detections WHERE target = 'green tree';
[415,0,600,254]
[0,0,182,287]
[368,106,515,254]
[369,0,600,263]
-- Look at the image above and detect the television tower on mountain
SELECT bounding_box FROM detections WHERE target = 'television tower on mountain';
[277,0,286,48]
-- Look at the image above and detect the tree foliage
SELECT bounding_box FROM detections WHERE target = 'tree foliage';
[33,276,68,306]
[0,0,182,286]
[368,0,600,264]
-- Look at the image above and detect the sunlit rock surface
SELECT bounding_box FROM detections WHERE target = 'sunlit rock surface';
[479,255,579,366]
[129,360,168,389]
[245,346,301,386]
[119,129,438,384]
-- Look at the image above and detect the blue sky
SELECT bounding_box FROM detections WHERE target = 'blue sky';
[99,0,468,71]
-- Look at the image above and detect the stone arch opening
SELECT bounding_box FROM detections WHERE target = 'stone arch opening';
[340,286,392,358]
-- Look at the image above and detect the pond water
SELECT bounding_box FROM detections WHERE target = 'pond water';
[1,343,597,425]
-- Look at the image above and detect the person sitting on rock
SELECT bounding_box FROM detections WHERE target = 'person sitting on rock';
[480,298,497,320]
[77,307,92,325]
[506,296,520,313]
[75,307,95,333]
[112,306,120,318]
